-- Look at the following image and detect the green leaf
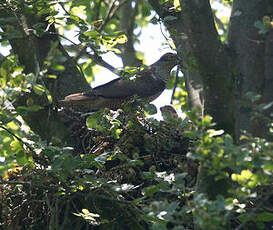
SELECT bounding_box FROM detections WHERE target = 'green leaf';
[173,0,181,11]
[144,184,161,197]
[17,105,43,112]
[10,140,22,153]
[86,114,103,131]
[46,74,57,79]
[16,151,29,165]
[256,212,273,222]
[254,20,270,34]
[144,104,157,115]
[84,30,100,39]
[51,64,65,71]
[163,16,177,22]
[114,128,122,139]
[201,115,212,127]
[33,84,46,95]
[115,33,127,44]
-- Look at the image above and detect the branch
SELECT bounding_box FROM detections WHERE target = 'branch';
[171,65,180,104]
[0,52,5,65]
[70,42,121,76]
[214,14,227,35]
[67,39,120,76]
[180,0,225,70]
[0,124,43,163]
[98,0,128,32]
[0,8,90,146]
[148,0,164,17]
[119,0,142,66]
[0,125,34,152]
[98,0,117,32]
[86,44,120,75]
[95,0,103,20]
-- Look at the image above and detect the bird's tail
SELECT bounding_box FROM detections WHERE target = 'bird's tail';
[58,93,91,107]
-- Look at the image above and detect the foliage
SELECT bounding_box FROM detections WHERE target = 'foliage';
[1,103,272,229]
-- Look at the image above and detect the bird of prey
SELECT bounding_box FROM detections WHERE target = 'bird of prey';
[59,53,178,111]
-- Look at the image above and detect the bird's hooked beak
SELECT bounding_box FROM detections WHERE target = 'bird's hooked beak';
[168,53,181,70]
[169,53,181,69]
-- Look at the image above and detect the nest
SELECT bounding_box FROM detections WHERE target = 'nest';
[0,108,198,229]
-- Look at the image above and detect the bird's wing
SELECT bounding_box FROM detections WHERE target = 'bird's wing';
[84,67,166,99]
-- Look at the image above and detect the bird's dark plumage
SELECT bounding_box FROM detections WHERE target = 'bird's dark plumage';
[59,53,178,111]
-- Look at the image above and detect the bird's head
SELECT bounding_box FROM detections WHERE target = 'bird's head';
[156,53,179,72]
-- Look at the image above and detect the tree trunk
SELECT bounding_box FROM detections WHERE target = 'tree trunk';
[119,0,143,67]
[0,9,90,146]
[148,0,204,116]
[148,0,273,202]
[228,0,273,140]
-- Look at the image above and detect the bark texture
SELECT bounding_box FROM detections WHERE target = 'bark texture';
[148,0,204,116]
[149,0,273,139]
[0,9,90,145]
[228,0,273,140]
[180,0,235,137]
[148,0,273,201]
[119,0,142,67]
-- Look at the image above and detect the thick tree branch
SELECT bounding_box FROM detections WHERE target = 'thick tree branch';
[148,0,204,114]
[0,8,90,146]
[180,0,225,71]
[148,0,235,203]
[179,0,236,137]
[263,30,273,140]
[119,0,142,67]
[229,0,273,139]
